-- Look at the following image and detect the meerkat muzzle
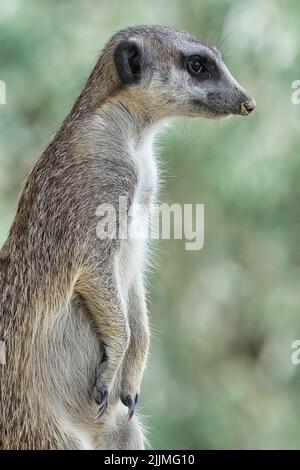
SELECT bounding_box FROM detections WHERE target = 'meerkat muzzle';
[240,98,256,116]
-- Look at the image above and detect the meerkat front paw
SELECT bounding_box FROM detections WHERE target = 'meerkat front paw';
[120,373,142,420]
[94,353,111,418]
[120,392,139,420]
[94,379,109,418]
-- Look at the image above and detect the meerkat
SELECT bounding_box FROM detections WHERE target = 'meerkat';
[0,25,255,450]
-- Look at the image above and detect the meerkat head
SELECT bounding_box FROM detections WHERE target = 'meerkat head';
[103,25,255,120]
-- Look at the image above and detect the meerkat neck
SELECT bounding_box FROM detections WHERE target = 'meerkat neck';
[82,97,166,161]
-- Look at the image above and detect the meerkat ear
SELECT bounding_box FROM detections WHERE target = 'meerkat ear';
[114,39,142,85]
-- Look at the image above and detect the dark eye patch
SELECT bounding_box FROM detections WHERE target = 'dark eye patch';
[182,54,218,80]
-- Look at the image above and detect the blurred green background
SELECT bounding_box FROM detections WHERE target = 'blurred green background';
[1,0,300,449]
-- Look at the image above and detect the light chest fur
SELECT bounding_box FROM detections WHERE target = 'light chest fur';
[117,126,159,301]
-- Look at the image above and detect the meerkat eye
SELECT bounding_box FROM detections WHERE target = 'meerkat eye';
[186,56,210,78]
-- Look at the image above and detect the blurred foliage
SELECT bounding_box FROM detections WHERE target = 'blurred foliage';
[1,0,300,449]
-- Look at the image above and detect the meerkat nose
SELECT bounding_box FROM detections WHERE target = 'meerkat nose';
[240,98,256,116]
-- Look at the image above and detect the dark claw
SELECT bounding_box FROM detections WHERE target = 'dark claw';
[97,398,108,418]
[121,393,139,420]
[95,386,108,405]
[95,387,109,418]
